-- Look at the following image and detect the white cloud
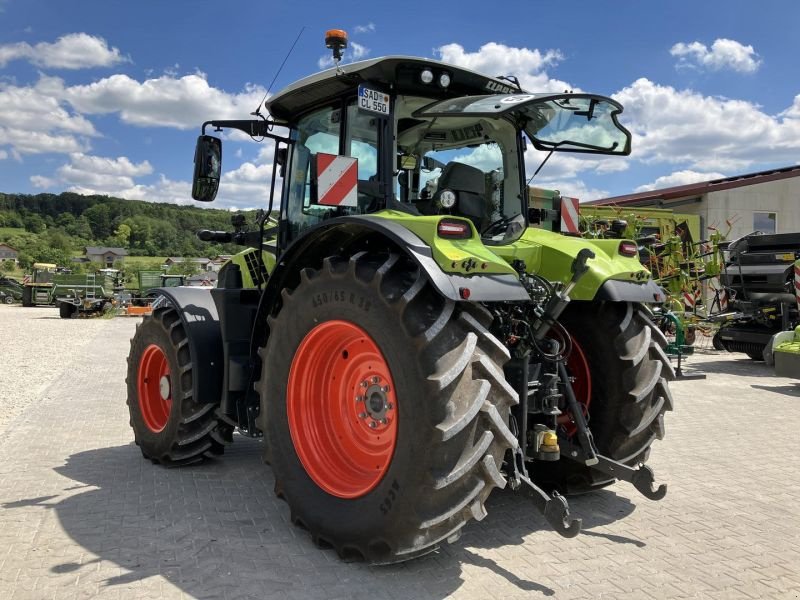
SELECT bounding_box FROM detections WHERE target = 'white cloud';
[534,178,609,202]
[613,78,800,171]
[30,175,55,188]
[66,175,194,206]
[0,76,97,155]
[670,38,761,73]
[62,73,267,130]
[633,169,728,193]
[0,126,89,155]
[354,23,375,34]
[0,149,7,160]
[436,42,572,93]
[318,41,370,69]
[0,33,129,69]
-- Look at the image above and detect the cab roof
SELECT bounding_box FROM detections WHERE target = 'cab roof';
[265,55,523,122]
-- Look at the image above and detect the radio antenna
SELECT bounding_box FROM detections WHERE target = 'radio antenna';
[252,26,306,118]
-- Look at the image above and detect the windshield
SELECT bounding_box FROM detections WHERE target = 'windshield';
[395,106,525,244]
[414,93,631,156]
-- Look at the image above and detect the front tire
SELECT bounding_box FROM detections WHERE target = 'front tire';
[261,253,518,563]
[126,307,224,465]
[537,301,674,493]
[59,302,76,319]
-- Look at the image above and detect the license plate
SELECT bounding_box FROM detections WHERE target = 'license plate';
[358,85,390,115]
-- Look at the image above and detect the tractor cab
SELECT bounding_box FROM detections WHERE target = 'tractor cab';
[192,50,631,253]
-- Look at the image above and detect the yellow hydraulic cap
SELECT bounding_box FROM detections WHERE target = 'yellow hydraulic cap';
[542,431,559,448]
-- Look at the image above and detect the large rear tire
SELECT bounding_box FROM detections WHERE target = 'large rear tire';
[126,307,224,465]
[536,301,674,494]
[22,286,32,307]
[260,253,518,563]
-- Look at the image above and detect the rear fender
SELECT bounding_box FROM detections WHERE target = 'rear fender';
[497,227,664,303]
[252,215,530,350]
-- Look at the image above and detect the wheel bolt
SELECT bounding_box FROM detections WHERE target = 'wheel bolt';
[380,418,387,425]
[369,421,378,429]
[372,376,380,384]
[385,402,393,410]
[360,381,368,388]
[381,385,390,393]
[355,395,364,403]
[358,412,368,419]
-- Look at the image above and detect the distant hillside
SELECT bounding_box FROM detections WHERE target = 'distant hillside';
[0,192,261,268]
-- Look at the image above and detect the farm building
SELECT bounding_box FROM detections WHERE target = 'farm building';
[585,165,800,241]
[0,243,18,264]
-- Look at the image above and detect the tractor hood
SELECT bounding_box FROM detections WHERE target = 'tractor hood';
[413,93,631,156]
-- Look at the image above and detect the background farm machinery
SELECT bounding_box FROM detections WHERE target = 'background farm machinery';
[532,191,800,358]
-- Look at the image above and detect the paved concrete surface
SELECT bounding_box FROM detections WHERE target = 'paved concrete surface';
[1,311,799,599]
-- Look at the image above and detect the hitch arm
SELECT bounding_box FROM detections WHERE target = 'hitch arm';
[518,472,582,538]
[510,446,581,538]
[561,441,667,501]
[594,456,667,500]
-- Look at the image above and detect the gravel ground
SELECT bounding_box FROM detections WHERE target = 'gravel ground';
[0,305,138,433]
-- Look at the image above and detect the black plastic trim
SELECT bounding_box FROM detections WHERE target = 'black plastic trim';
[595,278,665,303]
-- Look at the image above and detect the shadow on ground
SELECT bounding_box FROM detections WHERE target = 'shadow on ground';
[681,355,775,378]
[4,442,643,599]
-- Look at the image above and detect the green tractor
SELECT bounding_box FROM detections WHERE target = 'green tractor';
[127,34,673,563]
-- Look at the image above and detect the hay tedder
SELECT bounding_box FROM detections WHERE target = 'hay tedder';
[126,32,674,563]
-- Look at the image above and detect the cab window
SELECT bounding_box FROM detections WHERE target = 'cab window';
[283,100,382,241]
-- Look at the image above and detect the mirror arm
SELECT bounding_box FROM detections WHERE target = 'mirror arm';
[201,119,289,142]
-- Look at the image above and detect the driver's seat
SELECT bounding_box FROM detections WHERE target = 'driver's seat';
[433,162,490,230]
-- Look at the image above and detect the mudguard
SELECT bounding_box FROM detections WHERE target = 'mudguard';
[151,287,224,408]
[266,215,531,304]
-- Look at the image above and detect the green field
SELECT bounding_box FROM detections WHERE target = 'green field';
[0,226,27,238]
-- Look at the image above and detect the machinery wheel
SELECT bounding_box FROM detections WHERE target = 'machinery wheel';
[2,295,13,305]
[536,301,675,494]
[59,302,76,319]
[22,286,32,307]
[746,349,765,361]
[126,306,224,465]
[712,331,726,351]
[260,253,518,563]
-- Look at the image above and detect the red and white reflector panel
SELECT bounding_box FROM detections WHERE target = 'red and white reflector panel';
[710,278,728,312]
[314,153,358,207]
[23,275,31,284]
[794,259,800,309]
[682,287,696,311]
[560,196,580,235]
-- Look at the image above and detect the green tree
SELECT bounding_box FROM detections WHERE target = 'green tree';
[0,260,15,273]
[110,223,132,248]
[22,213,46,234]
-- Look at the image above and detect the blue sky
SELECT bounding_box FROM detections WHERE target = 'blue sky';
[1,0,799,210]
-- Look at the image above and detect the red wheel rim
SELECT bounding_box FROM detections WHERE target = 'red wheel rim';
[558,336,592,437]
[137,344,172,433]
[287,320,398,499]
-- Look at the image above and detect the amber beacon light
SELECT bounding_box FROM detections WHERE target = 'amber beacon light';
[325,29,348,62]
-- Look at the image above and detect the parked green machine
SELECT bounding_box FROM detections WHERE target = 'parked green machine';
[55,271,120,318]
[0,276,23,304]
[127,34,674,564]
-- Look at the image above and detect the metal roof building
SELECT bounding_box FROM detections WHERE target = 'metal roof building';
[586,165,800,240]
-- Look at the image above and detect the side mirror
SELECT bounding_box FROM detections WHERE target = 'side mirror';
[191,135,222,202]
